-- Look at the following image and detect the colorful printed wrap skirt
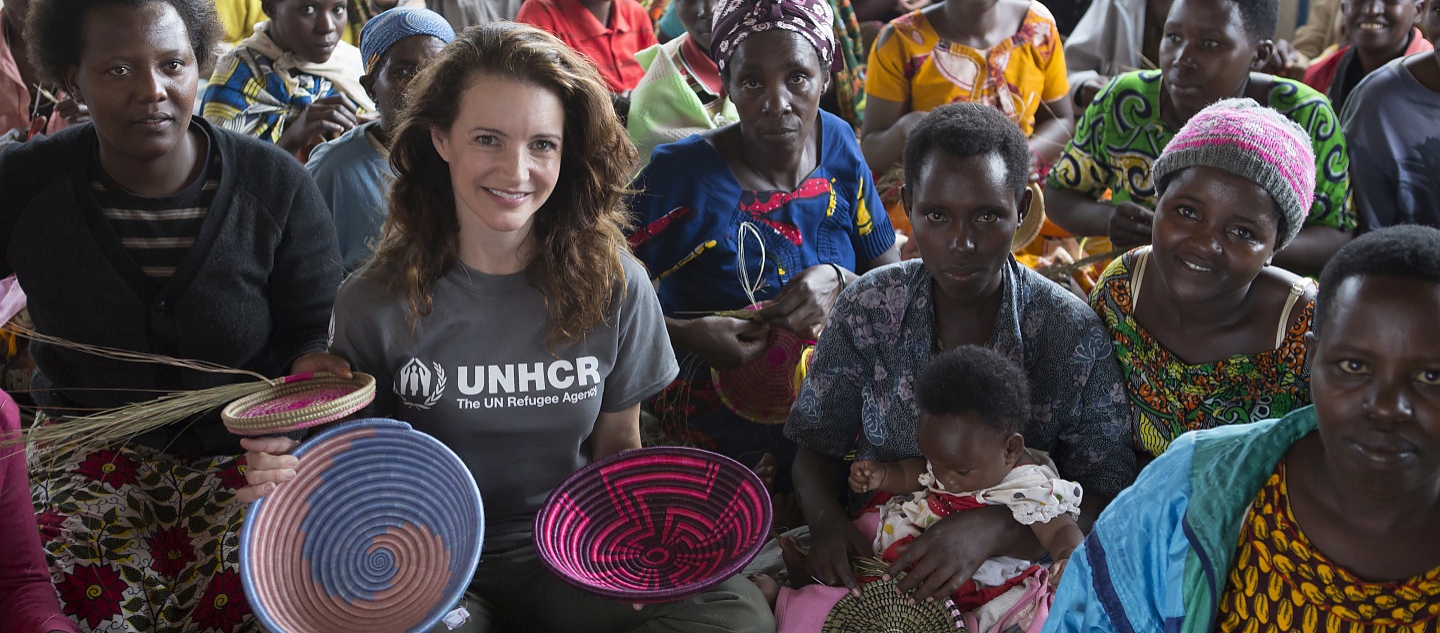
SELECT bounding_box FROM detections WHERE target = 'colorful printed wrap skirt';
[29,435,256,632]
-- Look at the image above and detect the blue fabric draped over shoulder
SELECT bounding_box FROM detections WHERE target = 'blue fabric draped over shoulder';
[1045,431,1196,633]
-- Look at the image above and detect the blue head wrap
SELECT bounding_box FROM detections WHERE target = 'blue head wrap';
[360,8,456,75]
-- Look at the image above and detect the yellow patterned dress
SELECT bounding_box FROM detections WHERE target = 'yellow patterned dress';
[864,2,1068,137]
[1218,463,1440,633]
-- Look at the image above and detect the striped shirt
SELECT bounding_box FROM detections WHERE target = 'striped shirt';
[90,131,219,280]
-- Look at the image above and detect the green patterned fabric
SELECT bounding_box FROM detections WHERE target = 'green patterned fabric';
[1048,69,1356,232]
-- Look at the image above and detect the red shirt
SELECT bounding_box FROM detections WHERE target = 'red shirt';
[517,0,657,92]
[1303,28,1433,94]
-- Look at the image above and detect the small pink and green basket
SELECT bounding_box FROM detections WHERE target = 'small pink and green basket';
[221,371,377,436]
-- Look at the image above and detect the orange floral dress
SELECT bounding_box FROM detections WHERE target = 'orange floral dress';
[1219,463,1440,632]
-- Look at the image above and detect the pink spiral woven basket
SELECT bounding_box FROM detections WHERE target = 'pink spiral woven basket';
[534,446,773,603]
[712,327,810,425]
[222,372,376,436]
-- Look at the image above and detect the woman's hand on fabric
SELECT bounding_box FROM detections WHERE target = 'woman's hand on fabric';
[289,352,354,379]
[807,516,872,597]
[676,316,771,370]
[884,505,1032,603]
[1106,201,1155,250]
[235,436,301,503]
[755,264,846,340]
[277,95,359,154]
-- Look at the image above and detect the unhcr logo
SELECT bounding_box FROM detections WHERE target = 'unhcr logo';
[395,358,447,410]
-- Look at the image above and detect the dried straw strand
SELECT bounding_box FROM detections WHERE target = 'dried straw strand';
[2,322,269,382]
[4,379,280,456]
[0,322,297,454]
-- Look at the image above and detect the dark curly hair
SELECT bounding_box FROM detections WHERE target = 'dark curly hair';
[1315,226,1440,335]
[374,22,638,346]
[902,102,1030,202]
[916,345,1031,435]
[25,0,223,86]
[1233,0,1280,41]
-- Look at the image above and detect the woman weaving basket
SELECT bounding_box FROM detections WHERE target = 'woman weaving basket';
[627,0,900,503]
[240,22,776,632]
[0,0,350,628]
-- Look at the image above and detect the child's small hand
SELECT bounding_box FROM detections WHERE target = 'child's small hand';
[848,460,885,493]
[1048,557,1070,588]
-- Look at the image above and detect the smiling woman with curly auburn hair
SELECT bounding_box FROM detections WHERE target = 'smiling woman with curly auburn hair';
[237,22,778,631]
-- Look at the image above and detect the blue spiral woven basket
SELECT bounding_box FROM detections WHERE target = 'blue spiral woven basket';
[240,418,483,633]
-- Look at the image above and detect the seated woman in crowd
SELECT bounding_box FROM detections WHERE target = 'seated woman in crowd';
[203,0,374,157]
[857,0,1074,178]
[785,103,1136,601]
[629,0,898,503]
[242,22,774,631]
[307,6,453,271]
[1302,0,1429,113]
[2,0,347,628]
[625,0,737,169]
[1092,99,1317,460]
[1341,0,1440,232]
[654,0,873,126]
[1046,0,1354,276]
[1065,0,1323,108]
[1,389,76,633]
[1046,225,1440,633]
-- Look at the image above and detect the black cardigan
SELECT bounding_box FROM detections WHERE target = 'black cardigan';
[0,118,342,457]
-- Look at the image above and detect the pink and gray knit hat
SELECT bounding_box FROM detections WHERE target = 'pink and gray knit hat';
[1153,98,1315,249]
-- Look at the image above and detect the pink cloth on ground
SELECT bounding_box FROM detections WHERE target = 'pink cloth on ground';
[775,513,879,633]
[776,584,851,633]
[0,389,78,633]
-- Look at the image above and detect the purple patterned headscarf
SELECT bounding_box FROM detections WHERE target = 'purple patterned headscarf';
[710,0,839,75]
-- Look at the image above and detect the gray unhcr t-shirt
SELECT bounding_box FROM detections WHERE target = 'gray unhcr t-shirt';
[330,253,678,552]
